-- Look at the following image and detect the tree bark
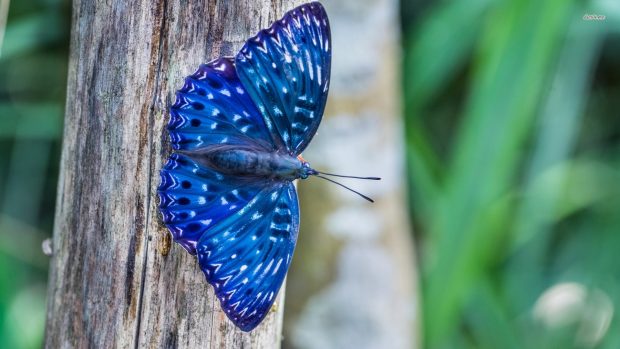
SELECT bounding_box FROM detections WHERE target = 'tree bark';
[44,0,304,347]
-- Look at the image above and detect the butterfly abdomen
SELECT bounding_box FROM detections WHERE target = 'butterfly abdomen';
[181,146,304,181]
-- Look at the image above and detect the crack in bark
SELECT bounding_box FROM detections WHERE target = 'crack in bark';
[133,0,169,347]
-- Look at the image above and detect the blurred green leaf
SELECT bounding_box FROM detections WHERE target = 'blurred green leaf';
[3,284,46,348]
[0,215,49,269]
[403,0,494,111]
[0,12,63,59]
[423,0,576,346]
[511,12,605,252]
[0,1,69,348]
[0,103,63,138]
[466,278,521,349]
[403,0,495,220]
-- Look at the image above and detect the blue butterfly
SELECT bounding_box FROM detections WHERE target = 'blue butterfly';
[158,2,378,331]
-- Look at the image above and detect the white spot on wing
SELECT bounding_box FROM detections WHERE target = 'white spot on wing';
[273,258,283,275]
[264,259,274,273]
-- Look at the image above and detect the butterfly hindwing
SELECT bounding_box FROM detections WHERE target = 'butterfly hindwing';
[169,57,276,151]
[235,2,331,155]
[158,153,267,255]
[196,182,299,331]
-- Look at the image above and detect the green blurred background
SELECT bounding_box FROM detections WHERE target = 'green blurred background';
[0,0,618,348]
[0,0,70,347]
[402,0,619,348]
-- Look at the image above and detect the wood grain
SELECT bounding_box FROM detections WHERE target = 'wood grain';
[44,0,304,348]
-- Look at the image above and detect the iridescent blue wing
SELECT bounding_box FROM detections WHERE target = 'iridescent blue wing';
[158,153,267,255]
[196,182,299,331]
[235,2,331,155]
[168,57,277,151]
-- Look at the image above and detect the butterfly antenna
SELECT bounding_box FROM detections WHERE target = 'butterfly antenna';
[314,170,381,181]
[314,175,375,203]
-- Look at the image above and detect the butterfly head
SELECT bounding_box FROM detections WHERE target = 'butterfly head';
[298,160,315,180]
[295,155,316,180]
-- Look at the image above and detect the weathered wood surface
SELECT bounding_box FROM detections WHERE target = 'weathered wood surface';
[283,0,419,348]
[44,0,304,348]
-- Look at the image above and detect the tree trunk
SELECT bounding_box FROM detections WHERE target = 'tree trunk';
[44,0,304,347]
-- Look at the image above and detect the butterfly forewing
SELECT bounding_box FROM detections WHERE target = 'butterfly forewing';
[169,57,276,151]
[235,2,331,155]
[196,182,299,331]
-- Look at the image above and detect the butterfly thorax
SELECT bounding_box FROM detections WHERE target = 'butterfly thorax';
[181,145,310,181]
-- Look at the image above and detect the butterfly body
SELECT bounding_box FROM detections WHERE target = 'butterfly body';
[180,145,313,182]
